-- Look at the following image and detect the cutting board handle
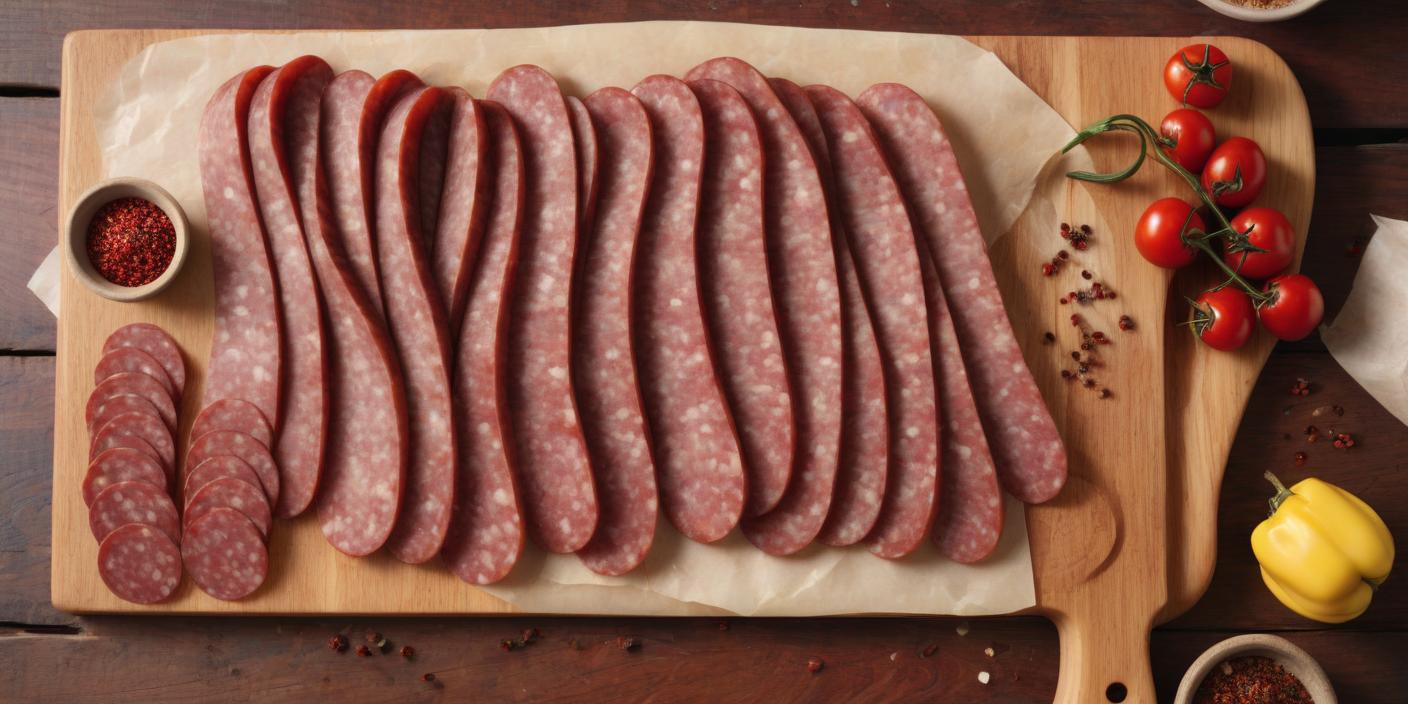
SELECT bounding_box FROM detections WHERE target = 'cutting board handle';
[1050,610,1156,703]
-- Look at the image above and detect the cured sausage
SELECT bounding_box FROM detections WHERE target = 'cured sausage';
[441,101,526,585]
[248,56,330,518]
[183,455,263,505]
[88,394,167,437]
[198,66,282,431]
[190,398,274,448]
[94,347,176,398]
[807,84,940,560]
[321,69,423,317]
[418,89,451,253]
[567,95,600,233]
[487,65,597,554]
[186,430,280,507]
[630,75,745,545]
[376,85,458,564]
[102,323,186,398]
[88,480,180,545]
[83,447,167,508]
[182,506,268,601]
[185,476,273,539]
[299,66,409,560]
[97,523,182,604]
[573,87,659,576]
[86,372,176,431]
[90,411,175,470]
[431,88,490,327]
[857,83,1067,504]
[771,77,889,548]
[687,76,793,521]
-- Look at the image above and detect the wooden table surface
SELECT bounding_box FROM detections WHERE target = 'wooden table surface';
[2,2,1405,701]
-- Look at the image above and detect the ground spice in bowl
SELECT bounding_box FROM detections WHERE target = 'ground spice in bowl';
[85,197,176,287]
[1222,0,1295,7]
[1194,655,1313,703]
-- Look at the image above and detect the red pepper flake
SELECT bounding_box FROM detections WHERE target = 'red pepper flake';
[1193,655,1312,704]
[1092,331,1109,344]
[921,643,939,658]
[355,645,372,657]
[1059,297,1069,305]
[1080,224,1092,235]
[400,645,415,658]
[1060,222,1071,234]
[1290,378,1311,396]
[422,672,436,683]
[1070,314,1082,327]
[85,197,176,287]
[1106,291,1117,300]
[617,636,641,652]
[1118,315,1135,332]
[1041,262,1056,277]
[1333,432,1355,449]
[1294,451,1308,466]
[807,657,825,674]
[328,634,348,653]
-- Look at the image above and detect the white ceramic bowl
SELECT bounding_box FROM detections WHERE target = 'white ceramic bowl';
[1173,633,1335,704]
[64,177,190,302]
[1197,0,1329,22]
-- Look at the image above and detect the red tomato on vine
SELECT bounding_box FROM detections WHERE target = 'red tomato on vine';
[1164,44,1232,108]
[1159,108,1216,173]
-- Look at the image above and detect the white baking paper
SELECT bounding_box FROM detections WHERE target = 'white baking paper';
[1323,214,1408,427]
[53,22,1085,615]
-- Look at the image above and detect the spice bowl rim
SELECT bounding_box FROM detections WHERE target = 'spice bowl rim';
[1173,633,1335,704]
[64,177,190,303]
[1194,0,1329,23]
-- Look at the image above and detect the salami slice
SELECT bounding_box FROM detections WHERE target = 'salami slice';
[488,65,597,554]
[431,88,490,328]
[567,95,600,233]
[97,523,182,605]
[630,75,745,545]
[300,65,409,560]
[772,77,890,548]
[186,430,280,508]
[94,347,176,399]
[88,394,167,436]
[182,506,268,601]
[858,83,1067,504]
[322,69,424,317]
[572,87,659,576]
[687,77,794,521]
[198,66,283,431]
[248,56,333,519]
[83,447,167,508]
[190,398,274,448]
[183,455,263,506]
[185,476,273,538]
[807,85,940,560]
[102,323,186,399]
[86,372,177,431]
[376,86,458,564]
[88,480,180,545]
[90,411,175,470]
[418,88,452,253]
[442,101,527,585]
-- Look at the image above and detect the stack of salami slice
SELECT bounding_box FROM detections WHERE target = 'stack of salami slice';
[180,54,1067,600]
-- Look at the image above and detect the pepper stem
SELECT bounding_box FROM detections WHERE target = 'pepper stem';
[1264,471,1295,514]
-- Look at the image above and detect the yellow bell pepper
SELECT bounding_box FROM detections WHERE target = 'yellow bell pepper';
[1251,471,1394,623]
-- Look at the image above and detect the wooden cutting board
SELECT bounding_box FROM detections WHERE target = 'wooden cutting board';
[50,29,1312,703]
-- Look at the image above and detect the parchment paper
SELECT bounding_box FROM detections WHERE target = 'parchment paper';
[1323,215,1408,428]
[82,22,1080,616]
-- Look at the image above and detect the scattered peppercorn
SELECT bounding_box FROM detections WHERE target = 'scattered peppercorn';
[1041,262,1056,277]
[1099,388,1112,399]
[1333,432,1356,449]
[328,634,348,653]
[356,645,372,657]
[1118,315,1135,331]
[422,673,436,683]
[1080,269,1093,280]
[1043,331,1056,344]
[921,643,939,658]
[1294,451,1308,466]
[1082,378,1096,388]
[1058,250,1070,260]
[400,645,415,658]
[1290,378,1311,396]
[807,657,825,674]
[617,636,641,652]
[1060,369,1074,380]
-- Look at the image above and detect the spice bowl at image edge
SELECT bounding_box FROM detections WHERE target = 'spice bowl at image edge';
[1173,634,1335,704]
[64,177,190,302]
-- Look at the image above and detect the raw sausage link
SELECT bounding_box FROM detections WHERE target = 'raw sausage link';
[567,95,600,233]
[858,83,1067,504]
[97,523,182,605]
[197,66,283,431]
[86,372,177,431]
[573,87,659,576]
[321,69,423,317]
[303,68,410,559]
[807,84,940,560]
[487,65,597,554]
[376,86,459,564]
[102,323,186,399]
[183,455,264,506]
[248,56,331,518]
[88,480,180,545]
[431,88,490,327]
[185,476,273,539]
[631,75,744,545]
[94,347,176,398]
[688,59,844,522]
[688,76,793,522]
[186,430,280,508]
[182,506,268,601]
[190,398,274,448]
[90,411,175,470]
[88,394,166,437]
[83,447,168,508]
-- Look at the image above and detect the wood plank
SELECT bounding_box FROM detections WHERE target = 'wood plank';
[0,615,1059,702]
[0,97,59,352]
[3,1,1406,129]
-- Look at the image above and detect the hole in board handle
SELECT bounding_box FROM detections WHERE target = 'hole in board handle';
[1105,682,1128,702]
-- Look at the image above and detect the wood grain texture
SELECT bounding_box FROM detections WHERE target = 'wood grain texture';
[3,0,1407,130]
[0,98,59,352]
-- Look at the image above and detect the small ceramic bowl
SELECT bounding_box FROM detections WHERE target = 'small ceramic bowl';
[1196,0,1329,22]
[1174,633,1336,704]
[65,177,190,302]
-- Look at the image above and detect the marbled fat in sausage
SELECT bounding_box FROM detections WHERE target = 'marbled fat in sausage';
[190,398,274,448]
[97,523,182,605]
[88,480,180,545]
[83,447,167,508]
[567,95,600,234]
[94,347,176,399]
[86,372,177,432]
[431,88,490,328]
[102,323,186,399]
[182,506,268,601]
[90,411,175,470]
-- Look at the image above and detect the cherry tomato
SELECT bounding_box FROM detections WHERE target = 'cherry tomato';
[1160,108,1216,172]
[1201,137,1266,208]
[1136,198,1204,269]
[1192,287,1255,351]
[1164,44,1232,108]
[1258,274,1324,341]
[1223,207,1295,280]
